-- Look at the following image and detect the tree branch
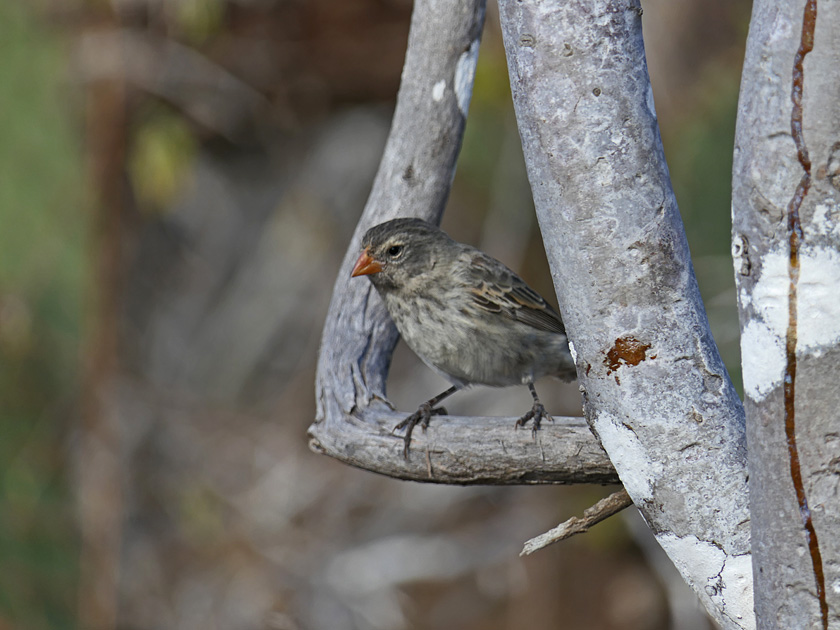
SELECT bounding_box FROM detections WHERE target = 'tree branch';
[521,488,632,555]
[497,0,753,627]
[310,407,615,485]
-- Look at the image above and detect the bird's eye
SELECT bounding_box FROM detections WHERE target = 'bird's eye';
[387,244,404,258]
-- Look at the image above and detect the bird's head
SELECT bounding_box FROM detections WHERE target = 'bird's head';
[351,218,449,291]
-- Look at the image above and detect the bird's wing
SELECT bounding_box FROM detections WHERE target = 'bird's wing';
[464,250,567,335]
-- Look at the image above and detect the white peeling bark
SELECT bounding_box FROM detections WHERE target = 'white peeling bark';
[310,0,618,484]
[732,0,840,627]
[497,1,753,627]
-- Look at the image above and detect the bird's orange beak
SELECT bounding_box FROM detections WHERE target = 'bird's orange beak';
[351,248,383,277]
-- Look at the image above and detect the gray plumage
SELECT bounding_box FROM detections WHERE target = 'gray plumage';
[351,217,576,455]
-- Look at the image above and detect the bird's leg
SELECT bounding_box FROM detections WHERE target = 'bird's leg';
[515,382,554,435]
[394,386,458,458]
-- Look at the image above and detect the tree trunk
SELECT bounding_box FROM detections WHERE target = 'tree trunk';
[732,0,840,627]
[497,0,753,627]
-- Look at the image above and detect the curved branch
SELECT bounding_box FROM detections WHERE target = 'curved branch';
[498,0,753,627]
[310,407,615,485]
[309,0,616,484]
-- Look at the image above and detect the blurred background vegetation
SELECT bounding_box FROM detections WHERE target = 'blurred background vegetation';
[0,2,84,627]
[0,0,749,628]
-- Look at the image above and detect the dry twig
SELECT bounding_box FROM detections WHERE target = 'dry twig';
[520,488,633,555]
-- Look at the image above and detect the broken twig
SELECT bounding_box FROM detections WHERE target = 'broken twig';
[521,488,633,555]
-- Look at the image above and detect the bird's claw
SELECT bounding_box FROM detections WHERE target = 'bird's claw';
[515,402,553,436]
[394,404,447,458]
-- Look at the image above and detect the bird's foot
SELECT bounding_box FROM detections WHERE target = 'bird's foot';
[515,401,553,436]
[394,404,447,458]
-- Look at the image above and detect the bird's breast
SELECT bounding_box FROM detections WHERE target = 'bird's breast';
[380,289,570,387]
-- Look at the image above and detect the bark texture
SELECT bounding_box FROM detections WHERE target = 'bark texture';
[498,0,754,627]
[310,0,618,484]
[732,0,840,627]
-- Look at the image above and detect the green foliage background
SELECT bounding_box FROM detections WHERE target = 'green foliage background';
[0,3,84,628]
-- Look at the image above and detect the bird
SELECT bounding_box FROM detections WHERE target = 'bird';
[351,217,576,457]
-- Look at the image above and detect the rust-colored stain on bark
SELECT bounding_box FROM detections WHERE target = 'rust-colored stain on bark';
[604,336,654,375]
